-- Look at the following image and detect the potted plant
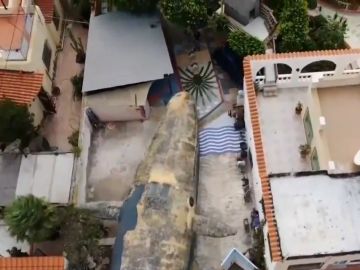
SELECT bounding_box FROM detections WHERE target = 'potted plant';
[295,101,303,115]
[299,144,311,158]
[52,86,61,96]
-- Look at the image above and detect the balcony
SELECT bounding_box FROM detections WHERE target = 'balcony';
[0,9,33,61]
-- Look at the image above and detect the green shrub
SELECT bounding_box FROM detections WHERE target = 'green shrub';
[68,130,79,147]
[210,14,230,34]
[307,0,317,9]
[71,71,84,101]
[228,30,265,57]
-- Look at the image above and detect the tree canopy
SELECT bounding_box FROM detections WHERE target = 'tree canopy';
[310,14,347,50]
[0,99,35,147]
[61,207,106,269]
[160,0,217,30]
[4,195,60,243]
[278,0,310,52]
[228,30,265,57]
[116,0,159,13]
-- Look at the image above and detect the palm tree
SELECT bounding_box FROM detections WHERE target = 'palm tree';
[4,195,60,243]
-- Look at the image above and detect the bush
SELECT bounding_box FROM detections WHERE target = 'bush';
[71,71,84,100]
[210,14,230,34]
[4,195,60,243]
[68,130,79,147]
[60,207,106,269]
[228,30,265,57]
[307,0,317,9]
[278,0,309,52]
[0,99,35,147]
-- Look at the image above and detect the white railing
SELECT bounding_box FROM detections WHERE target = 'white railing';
[260,3,277,33]
[254,68,360,87]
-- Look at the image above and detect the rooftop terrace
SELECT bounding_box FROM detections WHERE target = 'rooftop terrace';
[271,175,360,257]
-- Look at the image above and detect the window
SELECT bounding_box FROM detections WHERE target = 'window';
[42,41,52,71]
[311,148,320,171]
[53,9,60,30]
[303,108,313,144]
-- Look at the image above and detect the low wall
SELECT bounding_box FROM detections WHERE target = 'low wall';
[74,106,93,205]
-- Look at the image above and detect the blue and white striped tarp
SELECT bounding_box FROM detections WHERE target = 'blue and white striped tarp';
[199,126,246,156]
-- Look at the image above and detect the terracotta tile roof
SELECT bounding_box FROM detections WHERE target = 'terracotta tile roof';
[0,70,43,105]
[36,0,54,24]
[243,49,360,262]
[0,256,65,270]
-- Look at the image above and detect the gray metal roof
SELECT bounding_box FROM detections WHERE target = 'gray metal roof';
[0,154,21,206]
[83,12,173,93]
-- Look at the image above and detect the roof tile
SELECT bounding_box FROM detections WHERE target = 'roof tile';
[0,257,64,270]
[0,69,43,105]
[36,0,54,23]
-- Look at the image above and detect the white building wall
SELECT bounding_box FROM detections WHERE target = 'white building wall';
[28,97,44,126]
[0,6,57,93]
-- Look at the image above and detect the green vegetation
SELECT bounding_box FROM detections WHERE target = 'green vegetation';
[68,130,79,147]
[160,0,209,31]
[228,30,265,57]
[249,229,266,270]
[209,14,230,35]
[278,0,310,52]
[272,0,347,52]
[68,29,86,63]
[0,99,36,148]
[71,71,84,100]
[72,0,91,21]
[5,196,106,269]
[4,195,60,243]
[61,206,106,269]
[309,14,347,50]
[160,0,219,33]
[116,0,158,13]
[307,0,317,9]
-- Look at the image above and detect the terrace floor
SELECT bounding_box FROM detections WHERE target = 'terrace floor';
[257,88,311,174]
[318,85,360,172]
[86,107,165,201]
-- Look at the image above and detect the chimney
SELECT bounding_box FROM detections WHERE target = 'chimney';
[94,0,101,16]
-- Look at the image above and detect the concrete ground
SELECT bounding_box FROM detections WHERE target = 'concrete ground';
[257,88,311,174]
[87,107,165,202]
[194,152,253,269]
[41,25,87,151]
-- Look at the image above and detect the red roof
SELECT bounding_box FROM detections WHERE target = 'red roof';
[0,256,65,270]
[0,70,43,105]
[36,0,54,24]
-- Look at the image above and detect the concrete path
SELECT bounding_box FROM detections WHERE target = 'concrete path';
[41,25,88,151]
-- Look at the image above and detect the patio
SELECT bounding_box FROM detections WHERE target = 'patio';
[257,87,311,174]
[86,107,165,201]
[41,25,87,151]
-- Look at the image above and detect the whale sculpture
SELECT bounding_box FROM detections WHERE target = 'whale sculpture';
[118,92,236,270]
